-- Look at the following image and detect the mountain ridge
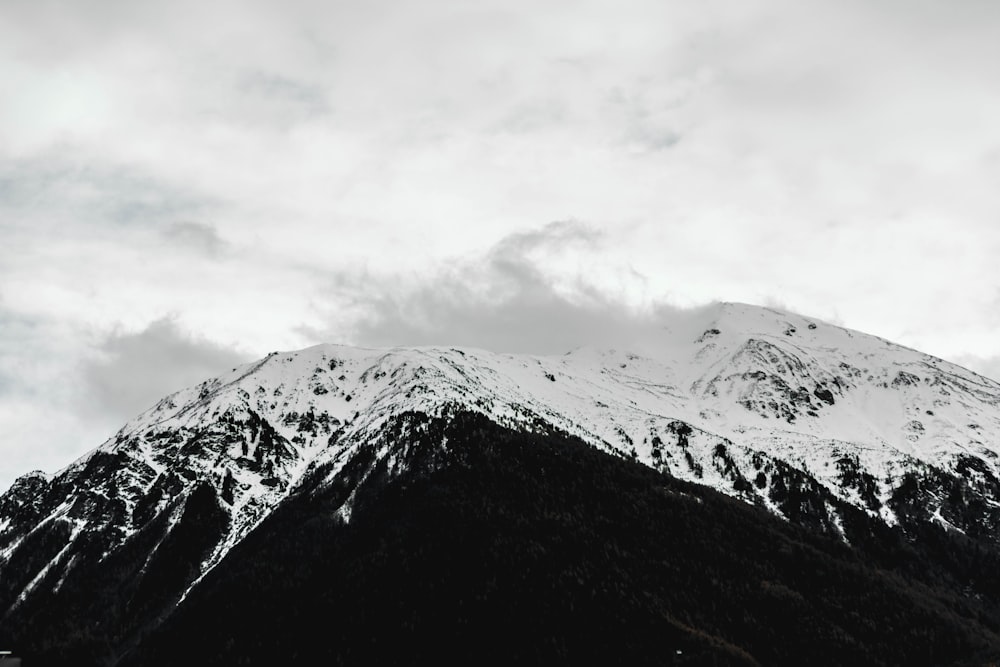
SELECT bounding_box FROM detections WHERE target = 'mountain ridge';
[5,302,1000,663]
[7,302,1000,571]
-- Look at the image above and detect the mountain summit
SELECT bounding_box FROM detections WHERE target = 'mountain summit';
[4,303,1000,665]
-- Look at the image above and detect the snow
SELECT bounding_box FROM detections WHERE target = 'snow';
[931,507,966,534]
[828,503,850,545]
[100,302,1000,534]
[7,302,1000,609]
[8,519,84,611]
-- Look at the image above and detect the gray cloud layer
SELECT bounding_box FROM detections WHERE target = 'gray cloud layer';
[0,306,252,489]
[82,318,251,420]
[303,221,716,355]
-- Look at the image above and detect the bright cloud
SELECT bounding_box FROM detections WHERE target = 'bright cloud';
[1,0,999,488]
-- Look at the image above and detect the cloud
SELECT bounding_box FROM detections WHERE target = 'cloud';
[0,304,104,489]
[3,0,1000,488]
[162,221,227,256]
[0,154,218,235]
[0,308,59,400]
[0,301,253,490]
[81,317,251,420]
[305,221,716,355]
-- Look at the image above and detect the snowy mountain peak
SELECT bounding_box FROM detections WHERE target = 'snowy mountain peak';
[54,304,1000,507]
[5,302,1000,625]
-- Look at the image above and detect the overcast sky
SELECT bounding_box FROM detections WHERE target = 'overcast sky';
[1,0,999,489]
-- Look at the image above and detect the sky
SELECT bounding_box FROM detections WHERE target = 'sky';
[1,0,999,489]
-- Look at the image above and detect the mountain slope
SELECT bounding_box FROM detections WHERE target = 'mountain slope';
[103,413,1000,666]
[3,302,1000,663]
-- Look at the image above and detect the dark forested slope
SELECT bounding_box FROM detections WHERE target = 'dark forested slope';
[115,412,1000,667]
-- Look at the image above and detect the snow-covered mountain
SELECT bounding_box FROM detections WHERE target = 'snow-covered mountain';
[4,301,1000,662]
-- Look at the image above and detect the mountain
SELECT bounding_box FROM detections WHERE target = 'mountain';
[4,302,1000,665]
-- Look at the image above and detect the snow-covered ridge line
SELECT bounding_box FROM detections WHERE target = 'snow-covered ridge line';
[5,301,1000,613]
